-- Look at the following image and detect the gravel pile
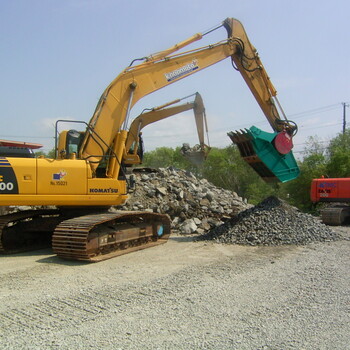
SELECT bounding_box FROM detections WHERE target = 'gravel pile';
[202,196,339,245]
[118,167,250,234]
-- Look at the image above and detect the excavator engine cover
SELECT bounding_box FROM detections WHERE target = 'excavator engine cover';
[228,126,300,183]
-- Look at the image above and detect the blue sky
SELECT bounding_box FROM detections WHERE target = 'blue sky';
[1,0,349,157]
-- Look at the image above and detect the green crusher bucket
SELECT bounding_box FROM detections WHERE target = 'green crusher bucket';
[228,126,300,183]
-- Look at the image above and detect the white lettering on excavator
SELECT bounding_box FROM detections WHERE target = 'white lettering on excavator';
[0,182,14,191]
[89,188,118,194]
[165,60,199,82]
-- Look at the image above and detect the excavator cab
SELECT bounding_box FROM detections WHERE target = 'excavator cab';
[228,126,300,183]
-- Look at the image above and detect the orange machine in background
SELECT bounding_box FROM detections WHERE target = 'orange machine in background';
[311,177,350,225]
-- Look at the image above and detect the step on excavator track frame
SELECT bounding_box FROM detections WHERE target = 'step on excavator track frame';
[52,211,171,262]
[0,209,63,254]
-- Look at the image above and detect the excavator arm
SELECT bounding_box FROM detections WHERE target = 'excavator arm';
[79,18,299,182]
[223,20,294,133]
[123,92,210,165]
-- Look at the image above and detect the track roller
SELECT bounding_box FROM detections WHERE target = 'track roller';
[52,211,171,262]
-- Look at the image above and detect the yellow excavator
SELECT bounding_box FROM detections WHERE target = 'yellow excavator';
[0,18,299,262]
[0,92,209,259]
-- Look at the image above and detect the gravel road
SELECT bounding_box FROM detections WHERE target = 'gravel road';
[0,227,349,350]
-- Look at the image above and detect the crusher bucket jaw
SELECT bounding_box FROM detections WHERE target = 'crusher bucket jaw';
[228,126,300,183]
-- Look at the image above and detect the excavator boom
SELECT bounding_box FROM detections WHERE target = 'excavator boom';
[79,18,299,182]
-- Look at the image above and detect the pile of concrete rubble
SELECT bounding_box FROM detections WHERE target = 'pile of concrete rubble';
[202,196,339,245]
[119,167,250,234]
[120,168,339,245]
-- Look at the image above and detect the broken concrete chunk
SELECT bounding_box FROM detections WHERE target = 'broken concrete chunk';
[156,187,167,196]
[180,219,198,234]
[118,167,250,236]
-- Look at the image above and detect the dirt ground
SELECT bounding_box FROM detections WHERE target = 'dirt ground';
[0,227,349,350]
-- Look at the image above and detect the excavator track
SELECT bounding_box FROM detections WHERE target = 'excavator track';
[320,206,350,226]
[0,209,63,253]
[52,211,171,262]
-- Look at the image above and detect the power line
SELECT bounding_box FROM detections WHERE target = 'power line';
[214,102,346,132]
[299,122,342,131]
[288,103,341,118]
[294,140,330,146]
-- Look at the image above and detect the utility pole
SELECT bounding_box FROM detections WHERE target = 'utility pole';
[343,102,349,134]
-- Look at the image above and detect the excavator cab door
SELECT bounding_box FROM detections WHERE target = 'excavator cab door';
[228,126,300,183]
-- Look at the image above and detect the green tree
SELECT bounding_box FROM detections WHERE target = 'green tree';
[34,150,47,157]
[143,144,279,205]
[142,147,177,168]
[326,130,350,177]
[143,146,194,170]
[201,146,239,190]
[283,137,327,211]
[34,148,56,158]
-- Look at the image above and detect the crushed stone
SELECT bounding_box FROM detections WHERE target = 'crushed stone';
[117,167,250,234]
[201,196,339,246]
